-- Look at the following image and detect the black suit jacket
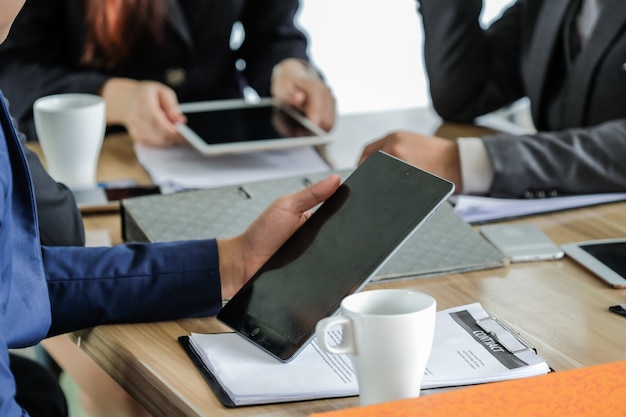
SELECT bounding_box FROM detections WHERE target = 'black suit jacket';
[25,146,85,247]
[0,0,310,142]
[419,0,626,197]
[6,100,85,247]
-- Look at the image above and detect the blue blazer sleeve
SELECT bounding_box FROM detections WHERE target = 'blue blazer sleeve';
[42,239,222,336]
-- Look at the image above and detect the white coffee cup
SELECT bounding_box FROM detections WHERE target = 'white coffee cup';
[316,289,436,406]
[33,93,106,188]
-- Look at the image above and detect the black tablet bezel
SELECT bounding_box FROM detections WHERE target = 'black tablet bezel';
[217,151,454,362]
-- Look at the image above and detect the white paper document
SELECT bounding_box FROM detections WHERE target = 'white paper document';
[186,303,550,406]
[134,144,331,189]
[454,193,626,224]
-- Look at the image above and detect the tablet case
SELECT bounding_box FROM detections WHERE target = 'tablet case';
[121,170,506,281]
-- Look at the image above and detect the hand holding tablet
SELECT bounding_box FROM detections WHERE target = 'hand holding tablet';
[217,151,454,362]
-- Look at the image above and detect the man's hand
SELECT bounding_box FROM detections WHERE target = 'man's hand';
[217,174,341,298]
[101,78,187,146]
[359,130,463,192]
[271,58,336,132]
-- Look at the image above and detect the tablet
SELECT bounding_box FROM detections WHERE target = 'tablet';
[175,98,331,155]
[561,238,626,288]
[217,151,455,362]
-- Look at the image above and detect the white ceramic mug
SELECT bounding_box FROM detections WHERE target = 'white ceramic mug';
[33,93,106,188]
[316,289,436,406]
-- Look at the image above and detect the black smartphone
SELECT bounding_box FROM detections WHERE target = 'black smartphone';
[217,151,455,362]
[73,185,162,213]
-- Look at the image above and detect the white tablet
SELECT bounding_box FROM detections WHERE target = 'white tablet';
[175,98,331,156]
[561,238,626,288]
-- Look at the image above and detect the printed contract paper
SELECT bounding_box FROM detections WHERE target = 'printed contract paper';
[186,303,550,406]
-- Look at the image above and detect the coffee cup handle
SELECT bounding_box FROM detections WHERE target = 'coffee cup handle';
[315,316,356,355]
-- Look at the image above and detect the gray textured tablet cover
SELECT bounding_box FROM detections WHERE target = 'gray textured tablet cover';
[121,170,505,281]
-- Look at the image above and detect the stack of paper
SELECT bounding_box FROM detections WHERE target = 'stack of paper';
[134,144,330,189]
[181,303,550,407]
[454,193,626,224]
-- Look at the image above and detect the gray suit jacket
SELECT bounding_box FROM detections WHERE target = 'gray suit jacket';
[419,0,626,197]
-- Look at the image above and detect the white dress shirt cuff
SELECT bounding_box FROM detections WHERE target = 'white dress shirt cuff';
[457,137,494,195]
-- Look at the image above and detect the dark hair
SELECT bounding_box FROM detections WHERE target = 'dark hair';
[81,0,167,68]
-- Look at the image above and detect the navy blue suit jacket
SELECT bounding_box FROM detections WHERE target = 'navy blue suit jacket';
[0,91,222,416]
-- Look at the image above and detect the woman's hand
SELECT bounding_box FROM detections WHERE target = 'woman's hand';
[101,78,187,146]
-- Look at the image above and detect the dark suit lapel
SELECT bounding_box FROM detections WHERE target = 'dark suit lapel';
[524,0,572,123]
[166,0,195,55]
[564,0,626,125]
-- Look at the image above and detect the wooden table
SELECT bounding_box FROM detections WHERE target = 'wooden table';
[29,109,626,416]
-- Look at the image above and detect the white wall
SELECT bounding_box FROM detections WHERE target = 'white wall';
[296,0,516,115]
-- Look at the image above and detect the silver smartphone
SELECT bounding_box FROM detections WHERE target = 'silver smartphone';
[480,223,564,263]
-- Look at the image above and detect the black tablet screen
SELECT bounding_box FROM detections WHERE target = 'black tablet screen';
[184,105,317,145]
[217,151,454,361]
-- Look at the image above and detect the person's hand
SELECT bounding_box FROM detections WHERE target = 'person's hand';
[359,131,463,192]
[101,78,187,146]
[270,58,336,132]
[271,106,313,138]
[217,174,341,298]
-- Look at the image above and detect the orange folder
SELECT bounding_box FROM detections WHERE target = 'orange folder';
[310,360,626,417]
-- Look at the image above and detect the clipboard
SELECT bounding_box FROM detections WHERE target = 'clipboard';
[179,335,238,408]
[475,316,537,354]
[177,303,551,408]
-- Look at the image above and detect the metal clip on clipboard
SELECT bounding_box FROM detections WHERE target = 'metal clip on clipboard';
[476,316,536,354]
